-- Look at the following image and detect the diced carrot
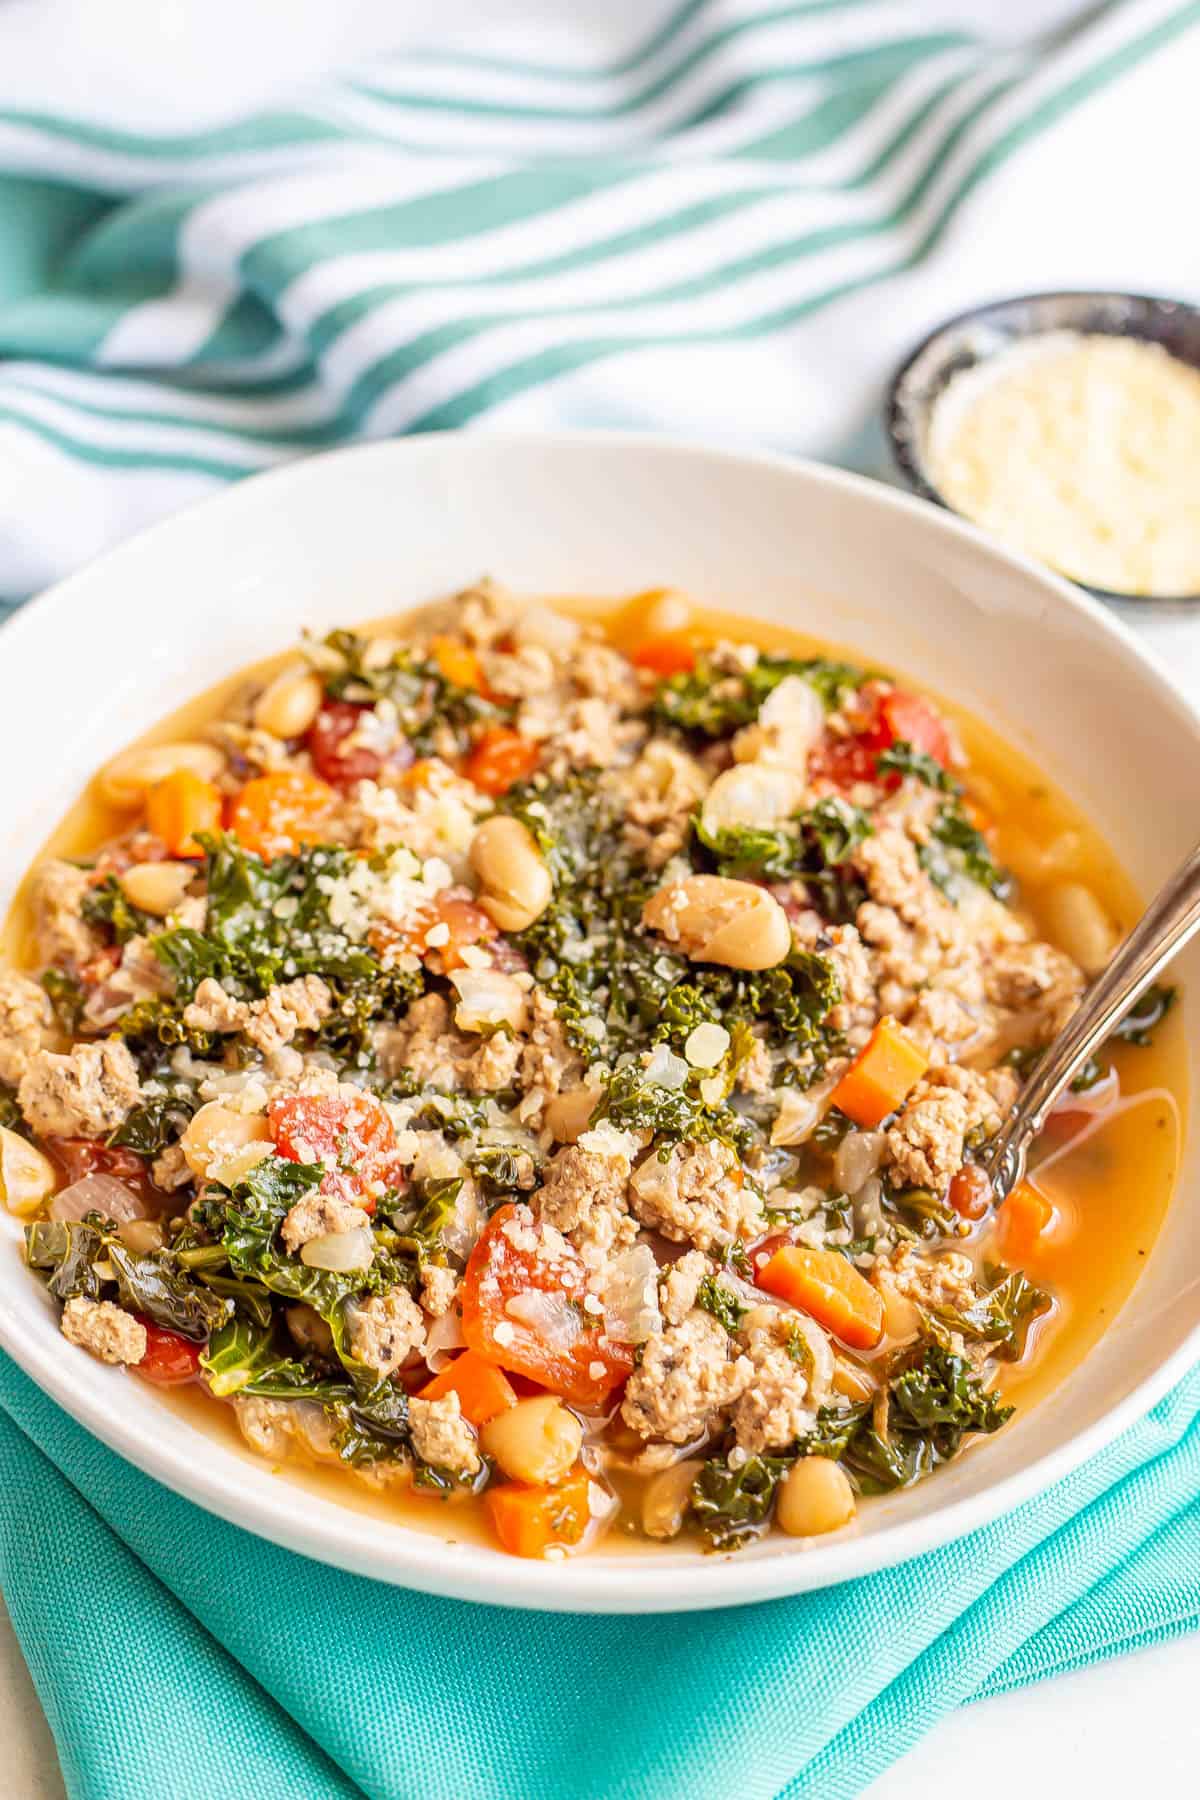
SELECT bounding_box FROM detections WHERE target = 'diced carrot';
[630,632,697,677]
[485,1466,591,1559]
[145,769,223,858]
[830,1017,929,1128]
[420,1351,518,1426]
[757,1245,885,1351]
[1000,1180,1055,1260]
[430,634,485,692]
[227,770,338,860]
[463,726,540,797]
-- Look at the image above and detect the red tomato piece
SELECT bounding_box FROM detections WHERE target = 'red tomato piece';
[808,733,881,791]
[948,1164,993,1221]
[46,1137,155,1202]
[460,1203,635,1410]
[306,700,414,789]
[267,1093,404,1207]
[133,1319,202,1386]
[463,727,540,797]
[874,690,952,768]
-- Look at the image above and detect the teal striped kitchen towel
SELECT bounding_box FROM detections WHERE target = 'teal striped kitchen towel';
[1,1351,1199,1800]
[0,0,1197,605]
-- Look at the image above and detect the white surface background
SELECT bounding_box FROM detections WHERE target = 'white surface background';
[1,0,1198,1794]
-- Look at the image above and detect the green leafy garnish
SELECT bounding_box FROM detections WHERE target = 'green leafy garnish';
[695,1274,748,1335]
[919,803,1012,901]
[1111,983,1176,1047]
[653,654,866,739]
[877,740,958,792]
[108,1090,198,1157]
[690,1453,791,1550]
[81,875,156,946]
[41,969,85,1034]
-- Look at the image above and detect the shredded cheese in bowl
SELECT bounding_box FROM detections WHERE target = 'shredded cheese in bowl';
[925,331,1200,596]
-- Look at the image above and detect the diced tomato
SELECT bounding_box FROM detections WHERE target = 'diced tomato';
[306,700,413,789]
[810,683,951,793]
[463,727,540,797]
[267,1092,405,1208]
[808,733,881,791]
[871,690,953,769]
[460,1203,635,1410]
[133,1319,202,1386]
[79,945,122,987]
[46,1137,156,1201]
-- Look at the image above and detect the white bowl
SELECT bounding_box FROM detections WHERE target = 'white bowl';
[1,433,1196,1613]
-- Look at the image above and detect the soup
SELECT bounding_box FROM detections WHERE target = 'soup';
[0,583,1184,1561]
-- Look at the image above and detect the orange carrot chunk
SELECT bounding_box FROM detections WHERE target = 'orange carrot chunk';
[1000,1180,1055,1261]
[463,726,540,797]
[227,770,338,860]
[830,1017,929,1128]
[145,769,223,858]
[485,1466,591,1559]
[420,1351,518,1427]
[757,1245,885,1351]
[630,632,697,677]
[429,634,485,693]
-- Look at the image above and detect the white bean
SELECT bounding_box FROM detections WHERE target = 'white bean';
[776,1457,856,1537]
[469,816,553,933]
[119,861,196,918]
[641,1457,705,1539]
[180,1103,271,1180]
[480,1395,582,1485]
[833,1130,887,1196]
[253,667,324,740]
[1043,881,1119,976]
[643,875,792,970]
[98,741,225,808]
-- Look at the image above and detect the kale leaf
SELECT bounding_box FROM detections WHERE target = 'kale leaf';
[81,875,156,946]
[877,740,958,792]
[929,1267,1051,1359]
[653,654,866,739]
[695,1273,748,1335]
[690,1453,792,1549]
[1111,983,1176,1047]
[41,969,85,1034]
[919,803,1012,902]
[108,1090,198,1157]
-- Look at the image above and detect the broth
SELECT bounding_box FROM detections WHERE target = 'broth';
[3,595,1186,1551]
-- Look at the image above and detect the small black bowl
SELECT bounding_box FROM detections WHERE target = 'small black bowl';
[885,290,1200,611]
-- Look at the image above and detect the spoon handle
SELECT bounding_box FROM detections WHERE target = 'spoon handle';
[985,840,1200,1199]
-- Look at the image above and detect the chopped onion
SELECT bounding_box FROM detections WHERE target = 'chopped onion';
[630,1146,681,1210]
[770,1080,834,1146]
[424,1306,466,1372]
[49,1174,147,1224]
[601,1245,662,1344]
[441,1180,484,1260]
[449,967,528,1033]
[300,1223,374,1271]
[644,1044,689,1090]
[700,762,807,836]
[833,1130,887,1195]
[759,674,823,746]
[504,1288,581,1352]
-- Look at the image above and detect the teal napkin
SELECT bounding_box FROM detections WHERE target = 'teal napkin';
[2,1350,1198,1800]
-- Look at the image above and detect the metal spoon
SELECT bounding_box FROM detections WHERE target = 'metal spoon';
[984,841,1200,1201]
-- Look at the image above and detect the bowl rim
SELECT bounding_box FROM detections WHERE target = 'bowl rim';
[2,427,1198,1614]
[884,287,1200,610]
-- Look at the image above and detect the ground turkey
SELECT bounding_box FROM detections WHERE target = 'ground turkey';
[346,1286,426,1376]
[408,1393,480,1476]
[33,860,104,968]
[0,970,53,1087]
[535,1145,635,1254]
[885,1064,1017,1191]
[17,1038,141,1138]
[280,1192,367,1255]
[629,1141,765,1252]
[621,1309,753,1445]
[61,1297,147,1365]
[729,1312,833,1454]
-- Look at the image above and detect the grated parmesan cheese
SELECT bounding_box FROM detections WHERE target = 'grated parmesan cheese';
[926,331,1200,595]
